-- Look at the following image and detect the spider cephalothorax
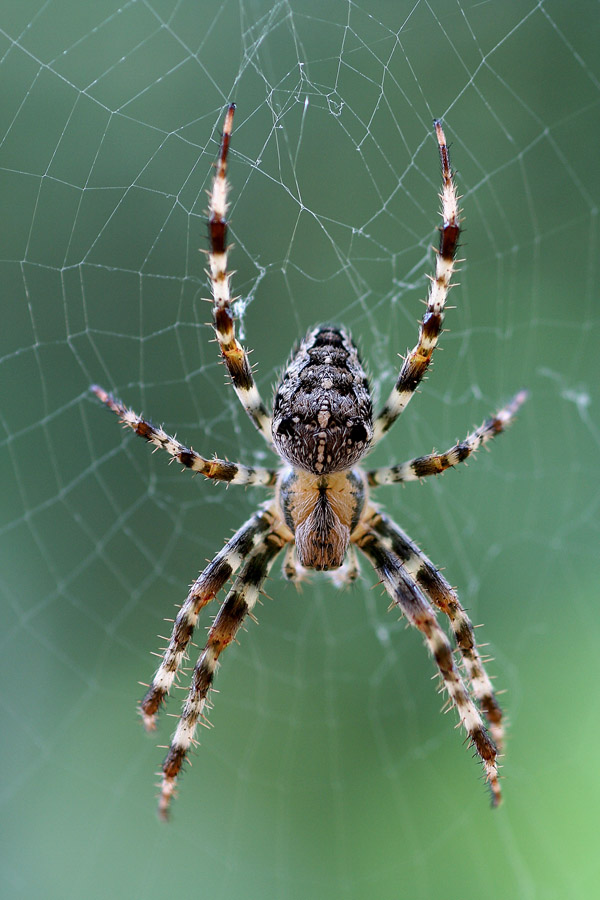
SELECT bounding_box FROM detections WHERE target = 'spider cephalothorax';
[277,466,367,570]
[93,104,526,818]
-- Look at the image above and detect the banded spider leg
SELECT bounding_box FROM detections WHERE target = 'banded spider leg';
[207,104,272,443]
[355,521,502,806]
[158,529,286,818]
[372,121,460,444]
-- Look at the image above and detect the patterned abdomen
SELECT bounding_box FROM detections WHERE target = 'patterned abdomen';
[272,326,373,474]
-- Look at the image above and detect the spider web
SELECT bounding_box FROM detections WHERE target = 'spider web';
[1,1,598,898]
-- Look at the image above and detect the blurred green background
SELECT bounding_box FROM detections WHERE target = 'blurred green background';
[1,1,598,898]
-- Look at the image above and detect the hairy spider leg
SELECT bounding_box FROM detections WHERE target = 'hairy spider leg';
[91,386,278,486]
[281,544,310,584]
[140,506,276,730]
[158,531,285,819]
[363,508,504,750]
[328,543,361,588]
[372,121,460,444]
[367,390,528,486]
[355,525,502,806]
[208,104,272,443]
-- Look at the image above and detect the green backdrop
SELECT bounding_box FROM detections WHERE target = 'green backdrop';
[1,1,598,898]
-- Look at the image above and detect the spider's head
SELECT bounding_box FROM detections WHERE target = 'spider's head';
[272,325,373,474]
[277,469,366,571]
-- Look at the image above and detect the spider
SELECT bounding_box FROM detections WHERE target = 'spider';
[92,104,526,819]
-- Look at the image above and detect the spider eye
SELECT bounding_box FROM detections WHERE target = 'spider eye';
[275,416,296,438]
[348,421,368,444]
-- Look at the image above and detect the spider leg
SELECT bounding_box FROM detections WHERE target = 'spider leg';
[363,507,504,750]
[328,544,360,588]
[91,386,277,486]
[140,505,276,730]
[282,542,360,589]
[355,521,501,807]
[208,104,272,444]
[372,121,460,445]
[158,530,285,819]
[367,390,527,487]
[281,544,310,585]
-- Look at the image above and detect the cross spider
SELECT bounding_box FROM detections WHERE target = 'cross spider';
[92,105,526,818]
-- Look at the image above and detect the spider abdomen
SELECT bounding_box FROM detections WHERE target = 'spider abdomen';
[272,325,373,474]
